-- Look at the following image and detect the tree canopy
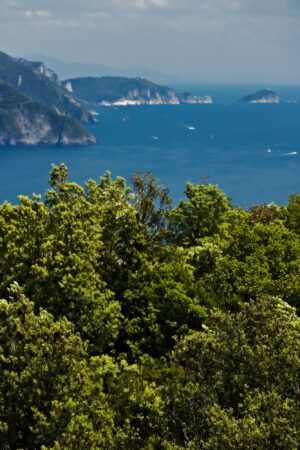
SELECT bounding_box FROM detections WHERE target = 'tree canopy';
[0,164,299,449]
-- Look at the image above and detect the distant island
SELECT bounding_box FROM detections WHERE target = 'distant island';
[240,89,279,104]
[0,50,214,145]
[63,77,213,106]
[1,49,290,146]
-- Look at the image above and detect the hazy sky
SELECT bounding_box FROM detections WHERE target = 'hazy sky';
[1,0,300,83]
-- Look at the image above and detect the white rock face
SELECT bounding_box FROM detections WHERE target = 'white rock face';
[53,106,63,115]
[39,64,57,81]
[65,82,73,93]
[249,96,279,104]
[59,134,97,145]
[32,62,58,82]
[180,94,212,104]
[67,95,81,106]
[99,97,179,106]
[14,109,54,145]
[0,106,96,146]
[199,95,213,104]
[98,90,212,106]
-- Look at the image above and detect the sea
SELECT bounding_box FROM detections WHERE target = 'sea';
[1,84,300,207]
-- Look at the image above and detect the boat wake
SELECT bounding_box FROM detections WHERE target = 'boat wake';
[283,151,298,156]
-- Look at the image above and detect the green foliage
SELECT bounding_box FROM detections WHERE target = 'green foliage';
[201,392,299,450]
[131,171,172,245]
[121,256,207,358]
[0,166,122,354]
[172,181,232,246]
[164,296,300,449]
[287,193,300,235]
[187,206,300,311]
[0,283,114,449]
[0,165,299,448]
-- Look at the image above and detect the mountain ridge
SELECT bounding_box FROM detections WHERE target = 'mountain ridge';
[63,76,212,106]
[0,50,98,146]
[24,54,187,84]
[0,51,96,124]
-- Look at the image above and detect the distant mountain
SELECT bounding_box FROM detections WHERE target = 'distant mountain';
[0,81,96,146]
[63,77,212,106]
[240,89,279,104]
[25,55,187,85]
[0,51,96,124]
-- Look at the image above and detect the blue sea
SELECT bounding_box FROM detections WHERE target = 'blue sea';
[1,84,300,207]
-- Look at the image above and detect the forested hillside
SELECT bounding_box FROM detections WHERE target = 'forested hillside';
[0,165,299,449]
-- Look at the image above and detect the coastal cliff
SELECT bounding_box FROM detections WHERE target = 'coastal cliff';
[0,81,96,146]
[0,51,97,124]
[63,77,213,106]
[0,50,98,146]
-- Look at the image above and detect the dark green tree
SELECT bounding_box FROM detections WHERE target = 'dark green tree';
[287,193,300,235]
[131,171,172,244]
[163,296,300,449]
[172,181,232,246]
[0,283,114,449]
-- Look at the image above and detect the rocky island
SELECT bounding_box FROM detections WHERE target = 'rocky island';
[240,88,279,103]
[63,77,212,106]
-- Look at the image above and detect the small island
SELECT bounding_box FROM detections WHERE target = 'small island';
[240,88,279,103]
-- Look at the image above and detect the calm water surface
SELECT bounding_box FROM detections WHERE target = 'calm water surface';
[1,85,300,206]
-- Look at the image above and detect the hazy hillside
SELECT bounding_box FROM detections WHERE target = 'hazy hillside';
[0,51,96,124]
[0,81,96,145]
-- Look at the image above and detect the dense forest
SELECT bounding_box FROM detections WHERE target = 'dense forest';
[0,164,299,449]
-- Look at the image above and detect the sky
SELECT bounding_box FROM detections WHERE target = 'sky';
[1,0,300,83]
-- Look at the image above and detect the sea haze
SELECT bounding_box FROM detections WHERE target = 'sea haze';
[1,85,300,207]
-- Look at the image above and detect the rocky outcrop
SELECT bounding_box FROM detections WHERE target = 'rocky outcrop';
[178,93,212,104]
[0,81,96,146]
[63,77,213,106]
[0,51,97,124]
[240,89,279,104]
[27,61,59,82]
